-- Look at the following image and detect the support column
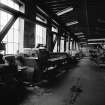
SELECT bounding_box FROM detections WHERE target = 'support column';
[72,40,75,50]
[46,20,52,51]
[68,36,71,50]
[58,27,62,52]
[24,1,36,48]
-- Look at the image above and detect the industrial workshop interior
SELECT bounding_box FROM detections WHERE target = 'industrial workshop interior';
[0,0,105,105]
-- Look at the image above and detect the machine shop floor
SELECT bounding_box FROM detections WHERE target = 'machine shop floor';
[1,57,105,105]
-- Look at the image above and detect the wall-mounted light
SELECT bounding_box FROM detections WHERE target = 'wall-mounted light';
[56,7,73,16]
[66,21,78,26]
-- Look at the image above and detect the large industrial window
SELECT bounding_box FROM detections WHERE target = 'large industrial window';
[53,34,57,52]
[0,0,24,54]
[70,39,73,49]
[0,10,12,31]
[66,40,69,51]
[52,26,58,52]
[35,16,47,47]
[35,24,46,47]
[36,15,47,24]
[60,37,64,52]
[52,26,58,33]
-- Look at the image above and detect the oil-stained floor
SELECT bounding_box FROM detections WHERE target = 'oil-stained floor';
[1,57,105,105]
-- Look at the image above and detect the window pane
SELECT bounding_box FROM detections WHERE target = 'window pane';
[13,18,19,30]
[14,30,19,43]
[0,0,25,54]
[1,11,8,25]
[13,43,18,54]
[42,27,46,45]
[53,34,57,52]
[7,43,14,54]
[8,0,14,9]
[5,44,8,54]
[66,41,68,51]
[36,16,47,24]
[14,3,19,10]
[52,26,58,33]
[35,24,46,46]
[1,0,8,5]
[0,10,12,31]
[70,41,72,49]
[60,39,64,52]
[2,35,8,43]
[2,17,24,54]
[53,42,57,52]
[7,29,14,42]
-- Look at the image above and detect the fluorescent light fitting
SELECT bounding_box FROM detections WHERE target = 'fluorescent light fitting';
[75,32,84,35]
[88,38,105,41]
[66,21,78,26]
[56,7,73,16]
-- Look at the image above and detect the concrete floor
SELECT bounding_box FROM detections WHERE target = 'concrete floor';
[1,57,105,105]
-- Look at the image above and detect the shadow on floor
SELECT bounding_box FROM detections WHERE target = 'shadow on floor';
[0,62,79,105]
[0,84,30,105]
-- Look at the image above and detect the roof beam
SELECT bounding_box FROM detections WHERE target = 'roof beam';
[35,1,78,40]
[0,3,49,27]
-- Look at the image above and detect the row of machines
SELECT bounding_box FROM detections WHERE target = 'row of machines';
[89,48,105,69]
[0,48,81,87]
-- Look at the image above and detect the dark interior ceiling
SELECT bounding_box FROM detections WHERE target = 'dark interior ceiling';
[35,0,87,42]
[87,0,105,39]
[21,0,105,42]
